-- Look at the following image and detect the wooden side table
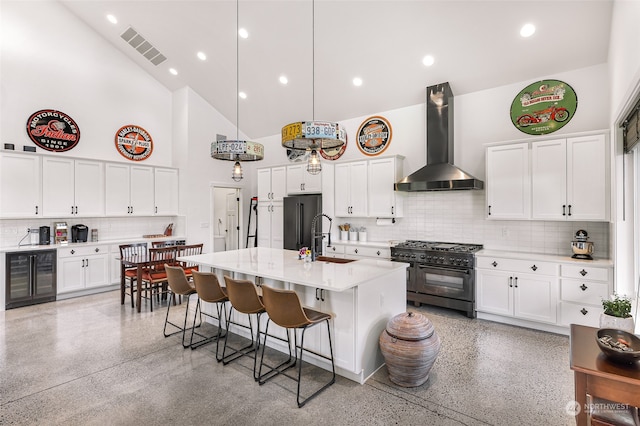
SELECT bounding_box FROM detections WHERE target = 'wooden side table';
[569,324,640,425]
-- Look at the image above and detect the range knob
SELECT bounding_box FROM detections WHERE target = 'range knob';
[420,254,426,260]
[439,257,445,264]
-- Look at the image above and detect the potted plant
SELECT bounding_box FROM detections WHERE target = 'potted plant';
[600,294,635,333]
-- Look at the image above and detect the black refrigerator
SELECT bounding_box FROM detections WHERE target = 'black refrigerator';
[5,250,57,309]
[283,194,322,253]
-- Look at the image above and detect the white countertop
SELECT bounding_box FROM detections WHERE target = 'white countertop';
[476,249,613,267]
[178,247,409,292]
[0,235,186,253]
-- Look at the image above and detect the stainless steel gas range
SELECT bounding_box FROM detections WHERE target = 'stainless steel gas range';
[391,240,483,318]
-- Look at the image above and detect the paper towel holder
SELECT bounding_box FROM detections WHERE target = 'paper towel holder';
[376,217,396,224]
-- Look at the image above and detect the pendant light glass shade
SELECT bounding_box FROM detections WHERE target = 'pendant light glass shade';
[306,148,322,174]
[232,157,243,181]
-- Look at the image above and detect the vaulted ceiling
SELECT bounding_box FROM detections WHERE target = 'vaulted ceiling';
[60,0,613,139]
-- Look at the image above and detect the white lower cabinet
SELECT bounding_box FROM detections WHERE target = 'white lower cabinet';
[293,284,355,371]
[331,243,390,260]
[476,253,613,333]
[58,245,109,294]
[558,264,612,328]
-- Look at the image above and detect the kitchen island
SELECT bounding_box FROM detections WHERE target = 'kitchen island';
[178,247,409,384]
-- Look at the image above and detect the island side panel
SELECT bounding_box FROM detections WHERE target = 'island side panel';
[356,266,407,382]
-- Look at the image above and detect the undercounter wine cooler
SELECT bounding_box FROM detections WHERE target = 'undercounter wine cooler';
[5,249,57,309]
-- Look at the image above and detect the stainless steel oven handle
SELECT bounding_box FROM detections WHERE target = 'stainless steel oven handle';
[417,264,471,275]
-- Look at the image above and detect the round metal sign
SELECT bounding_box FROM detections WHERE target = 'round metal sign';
[115,125,153,161]
[26,109,80,152]
[510,79,577,135]
[356,116,392,156]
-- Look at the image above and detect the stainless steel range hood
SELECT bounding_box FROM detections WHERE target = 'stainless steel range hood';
[395,82,484,191]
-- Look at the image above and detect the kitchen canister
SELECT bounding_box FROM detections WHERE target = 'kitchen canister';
[379,311,441,387]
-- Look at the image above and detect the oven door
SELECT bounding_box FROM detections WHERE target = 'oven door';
[412,264,473,301]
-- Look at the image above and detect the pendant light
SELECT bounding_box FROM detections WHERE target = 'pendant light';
[281,0,345,175]
[211,0,263,181]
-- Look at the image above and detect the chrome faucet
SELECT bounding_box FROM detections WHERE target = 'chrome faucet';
[311,213,332,261]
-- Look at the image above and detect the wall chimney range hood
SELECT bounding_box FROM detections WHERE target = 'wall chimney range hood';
[395,82,484,191]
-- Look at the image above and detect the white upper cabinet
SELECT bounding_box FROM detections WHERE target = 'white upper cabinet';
[0,152,41,218]
[486,143,530,220]
[154,168,179,215]
[532,134,609,221]
[367,156,404,218]
[335,161,368,217]
[286,164,322,194]
[105,163,154,216]
[42,157,104,217]
[257,166,287,203]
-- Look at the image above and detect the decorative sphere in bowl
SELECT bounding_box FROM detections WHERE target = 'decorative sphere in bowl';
[596,328,640,363]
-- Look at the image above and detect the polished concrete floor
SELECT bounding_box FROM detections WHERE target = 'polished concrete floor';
[0,290,576,425]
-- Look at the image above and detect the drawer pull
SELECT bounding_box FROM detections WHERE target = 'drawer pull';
[579,269,587,277]
[354,249,358,254]
[579,284,588,291]
[531,265,537,271]
[376,251,381,256]
[491,261,497,267]
[580,308,588,315]
[95,248,99,253]
[71,249,75,255]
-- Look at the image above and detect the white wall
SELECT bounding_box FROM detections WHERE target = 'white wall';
[607,0,640,298]
[0,0,172,165]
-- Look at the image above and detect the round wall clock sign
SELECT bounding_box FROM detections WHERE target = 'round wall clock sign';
[356,116,392,156]
[26,109,80,152]
[510,79,577,135]
[115,125,153,161]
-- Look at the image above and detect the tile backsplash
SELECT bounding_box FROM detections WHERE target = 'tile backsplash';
[338,190,610,258]
[0,216,184,248]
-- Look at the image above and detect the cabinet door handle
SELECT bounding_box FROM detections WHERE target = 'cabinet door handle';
[391,206,394,215]
[514,277,518,288]
[315,288,320,301]
[491,261,497,267]
[531,265,537,271]
[71,206,74,214]
[35,206,39,215]
[579,269,587,277]
[567,205,572,216]
[562,205,566,216]
[377,250,381,256]
[82,259,86,267]
[71,249,75,254]
[155,206,158,214]
[579,284,588,291]
[76,206,78,214]
[131,206,133,214]
[509,277,513,287]
[488,205,491,215]
[580,308,588,315]
[320,289,325,302]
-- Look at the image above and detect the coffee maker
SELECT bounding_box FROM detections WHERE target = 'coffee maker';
[39,226,50,245]
[71,224,89,243]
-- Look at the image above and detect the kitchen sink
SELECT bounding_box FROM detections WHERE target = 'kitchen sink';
[315,256,356,264]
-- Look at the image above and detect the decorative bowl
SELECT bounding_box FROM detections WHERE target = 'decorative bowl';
[596,328,640,363]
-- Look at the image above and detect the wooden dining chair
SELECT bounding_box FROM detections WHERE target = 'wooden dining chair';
[176,243,204,278]
[140,246,177,312]
[119,242,148,308]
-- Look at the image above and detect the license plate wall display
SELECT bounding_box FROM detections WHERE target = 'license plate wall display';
[26,109,81,152]
[510,79,577,135]
[320,126,347,160]
[115,125,153,161]
[356,116,392,156]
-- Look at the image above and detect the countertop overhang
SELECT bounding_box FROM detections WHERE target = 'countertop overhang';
[178,247,409,292]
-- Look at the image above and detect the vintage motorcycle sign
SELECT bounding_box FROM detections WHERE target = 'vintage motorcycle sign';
[356,116,392,156]
[510,79,577,135]
[115,125,153,161]
[26,109,81,152]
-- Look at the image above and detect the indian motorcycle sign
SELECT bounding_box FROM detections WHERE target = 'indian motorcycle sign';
[26,109,80,152]
[115,125,153,161]
[510,79,577,135]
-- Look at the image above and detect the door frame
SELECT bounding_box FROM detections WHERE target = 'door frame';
[210,183,243,252]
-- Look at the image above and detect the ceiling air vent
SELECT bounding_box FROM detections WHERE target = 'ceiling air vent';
[120,26,167,66]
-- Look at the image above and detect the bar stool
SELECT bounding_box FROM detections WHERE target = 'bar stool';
[257,284,335,408]
[163,264,199,348]
[221,275,265,379]
[190,271,228,352]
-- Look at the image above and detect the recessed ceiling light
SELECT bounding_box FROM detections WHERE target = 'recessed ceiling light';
[279,75,288,85]
[238,28,249,39]
[169,68,178,76]
[197,51,207,61]
[520,23,536,38]
[422,55,435,67]
[106,14,118,24]
[239,91,247,99]
[352,77,363,87]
